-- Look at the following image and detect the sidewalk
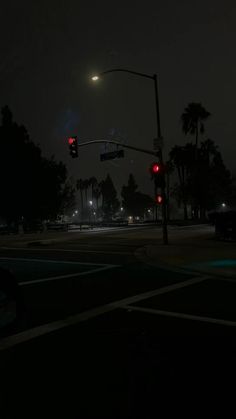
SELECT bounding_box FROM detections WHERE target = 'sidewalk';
[0,226,130,248]
[136,234,236,278]
[0,231,74,248]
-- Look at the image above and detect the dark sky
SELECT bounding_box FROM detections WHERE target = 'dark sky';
[1,0,236,197]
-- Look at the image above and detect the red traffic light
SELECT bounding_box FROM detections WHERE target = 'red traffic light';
[68,137,75,145]
[156,194,163,204]
[68,136,78,158]
[151,163,160,173]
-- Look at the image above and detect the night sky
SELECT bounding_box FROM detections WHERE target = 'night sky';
[1,0,236,197]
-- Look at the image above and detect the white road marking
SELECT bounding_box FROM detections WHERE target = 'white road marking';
[110,275,209,307]
[70,226,149,233]
[0,304,116,351]
[19,265,120,286]
[0,274,210,351]
[123,305,236,327]
[0,257,120,286]
[0,247,133,255]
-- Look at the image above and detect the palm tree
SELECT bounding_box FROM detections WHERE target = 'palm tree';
[181,103,211,151]
[197,139,219,219]
[89,176,97,203]
[83,179,90,206]
[76,179,84,212]
[99,180,105,212]
[165,160,174,221]
[93,183,101,211]
[169,144,195,220]
[200,138,218,166]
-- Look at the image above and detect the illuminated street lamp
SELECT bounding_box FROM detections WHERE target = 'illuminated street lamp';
[89,200,93,206]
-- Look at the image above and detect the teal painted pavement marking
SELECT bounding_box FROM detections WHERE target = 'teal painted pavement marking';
[206,259,236,267]
[185,259,236,269]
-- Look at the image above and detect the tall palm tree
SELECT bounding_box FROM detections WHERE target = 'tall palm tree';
[99,180,105,211]
[181,103,211,150]
[165,160,174,221]
[83,179,90,206]
[200,138,218,166]
[93,183,101,211]
[76,179,84,212]
[169,144,195,220]
[89,176,97,203]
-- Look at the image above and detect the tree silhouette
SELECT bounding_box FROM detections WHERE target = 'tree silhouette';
[169,139,232,219]
[83,179,90,208]
[181,103,211,150]
[169,144,195,219]
[93,182,101,211]
[0,106,74,227]
[121,174,138,216]
[165,160,175,221]
[121,174,153,217]
[89,176,97,203]
[100,174,119,220]
[76,179,85,213]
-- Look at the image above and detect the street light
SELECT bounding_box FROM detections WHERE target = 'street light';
[91,68,168,244]
[89,200,93,206]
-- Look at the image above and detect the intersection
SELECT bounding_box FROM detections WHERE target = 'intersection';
[1,223,236,341]
[1,224,236,418]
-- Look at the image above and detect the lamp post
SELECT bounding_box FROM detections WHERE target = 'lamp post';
[92,68,168,245]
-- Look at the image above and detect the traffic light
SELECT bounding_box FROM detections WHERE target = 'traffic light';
[155,194,163,204]
[151,163,160,174]
[68,136,78,158]
[150,162,165,188]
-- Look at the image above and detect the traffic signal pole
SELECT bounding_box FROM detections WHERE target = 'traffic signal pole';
[89,67,169,245]
[153,74,168,245]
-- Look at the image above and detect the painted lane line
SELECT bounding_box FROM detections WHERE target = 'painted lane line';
[0,304,116,351]
[19,265,120,286]
[123,305,236,327]
[109,275,209,308]
[0,274,209,351]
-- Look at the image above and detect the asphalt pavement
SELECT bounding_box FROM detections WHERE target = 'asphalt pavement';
[1,224,236,418]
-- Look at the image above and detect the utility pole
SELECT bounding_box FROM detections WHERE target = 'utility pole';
[91,68,169,245]
[153,74,168,244]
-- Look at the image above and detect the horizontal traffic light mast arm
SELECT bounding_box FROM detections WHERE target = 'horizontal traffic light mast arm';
[100,68,155,80]
[77,139,158,157]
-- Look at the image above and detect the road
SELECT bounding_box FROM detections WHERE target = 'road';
[1,224,236,418]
